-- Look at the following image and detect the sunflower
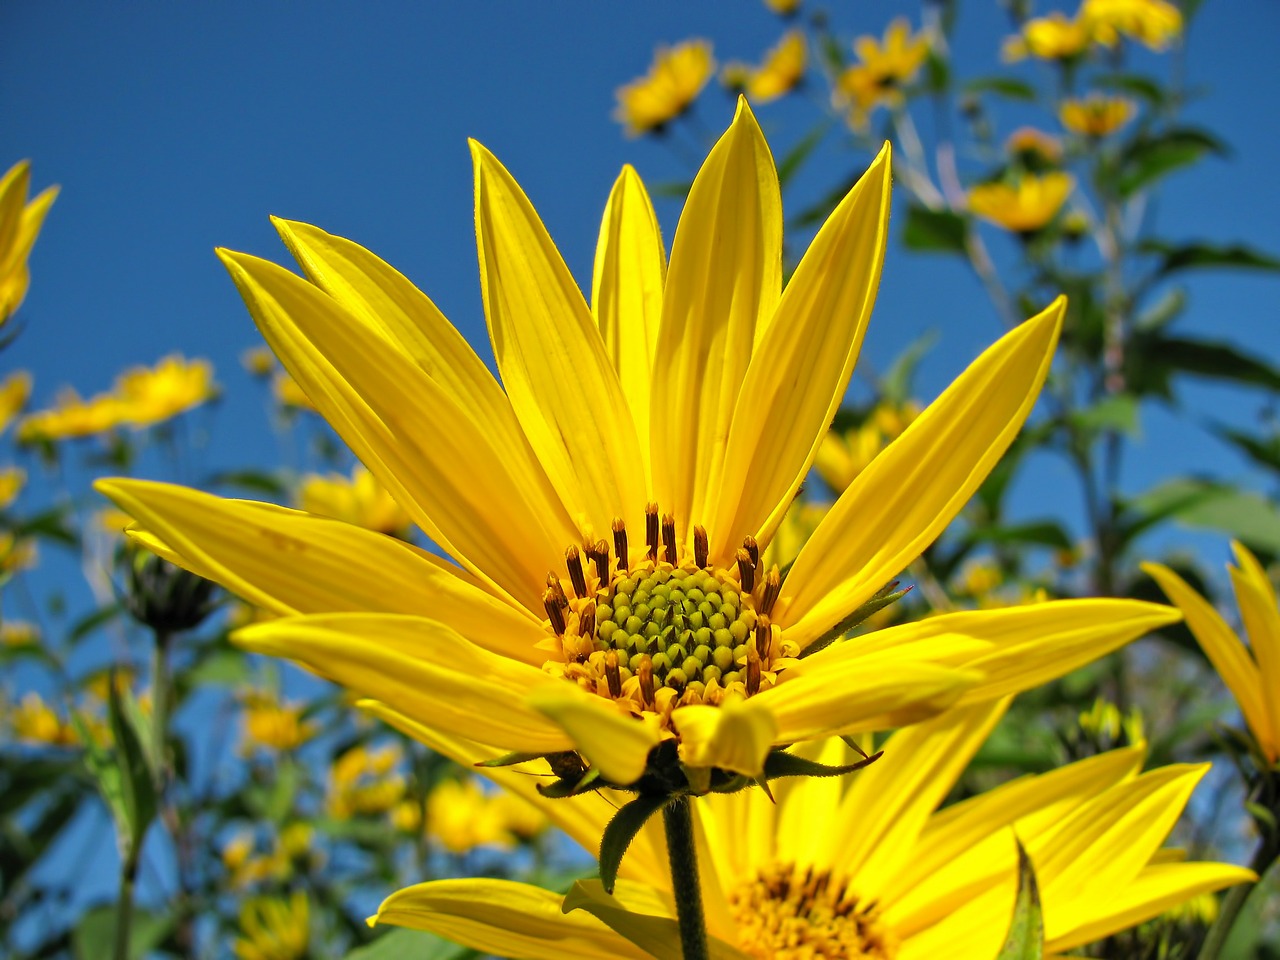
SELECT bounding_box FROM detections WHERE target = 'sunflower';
[366,700,1252,959]
[98,100,1177,792]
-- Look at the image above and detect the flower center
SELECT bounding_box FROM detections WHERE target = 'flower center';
[540,504,799,725]
[729,863,898,959]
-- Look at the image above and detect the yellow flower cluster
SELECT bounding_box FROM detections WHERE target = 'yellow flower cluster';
[615,40,715,136]
[328,742,406,819]
[0,161,58,325]
[233,890,309,960]
[223,823,317,890]
[1004,0,1181,62]
[393,775,547,854]
[17,355,217,443]
[722,31,807,105]
[1060,94,1137,137]
[8,692,81,747]
[814,401,921,494]
[0,372,31,435]
[297,466,411,538]
[969,172,1075,234]
[834,18,930,128]
[240,690,317,754]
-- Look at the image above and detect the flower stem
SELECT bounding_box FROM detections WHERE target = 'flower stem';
[663,796,710,960]
[151,630,171,785]
[113,847,139,960]
[1196,833,1279,960]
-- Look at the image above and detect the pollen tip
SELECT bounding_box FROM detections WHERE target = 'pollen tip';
[612,518,629,572]
[661,513,677,564]
[693,524,709,569]
[736,548,756,593]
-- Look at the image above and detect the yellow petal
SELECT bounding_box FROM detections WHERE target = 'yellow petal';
[0,161,30,261]
[780,297,1065,650]
[564,881,751,960]
[1229,541,1280,750]
[234,613,572,754]
[650,98,782,547]
[669,698,778,777]
[218,248,566,611]
[1144,560,1273,756]
[529,688,663,786]
[591,165,666,476]
[472,141,647,539]
[96,478,545,665]
[272,217,568,530]
[372,879,649,960]
[895,874,1012,960]
[755,657,979,741]
[709,144,891,562]
[1,185,58,279]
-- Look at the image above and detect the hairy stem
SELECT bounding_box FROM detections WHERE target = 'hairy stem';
[663,797,709,960]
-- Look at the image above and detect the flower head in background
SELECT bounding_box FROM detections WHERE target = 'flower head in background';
[0,466,25,510]
[368,701,1252,959]
[615,40,715,136]
[815,401,921,495]
[969,172,1075,234]
[113,354,218,428]
[1146,543,1280,765]
[1002,12,1100,62]
[1005,128,1064,168]
[722,31,807,104]
[239,689,317,754]
[101,101,1177,795]
[17,388,125,443]
[0,161,59,325]
[394,775,547,853]
[1082,0,1183,50]
[762,0,800,15]
[0,371,32,435]
[271,369,315,412]
[328,742,406,818]
[8,692,80,747]
[1060,94,1137,137]
[233,890,309,960]
[835,18,930,127]
[241,345,277,378]
[298,466,412,538]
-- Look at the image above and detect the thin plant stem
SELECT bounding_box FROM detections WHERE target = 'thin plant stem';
[1197,833,1279,960]
[663,797,710,960]
[151,630,171,783]
[114,848,139,960]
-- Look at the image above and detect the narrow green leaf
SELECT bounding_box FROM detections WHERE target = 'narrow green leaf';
[1143,240,1280,278]
[881,330,938,404]
[1070,393,1140,436]
[902,203,968,254]
[962,76,1037,101]
[205,469,289,497]
[598,794,669,894]
[1118,127,1227,198]
[1210,422,1280,473]
[777,120,833,188]
[997,839,1044,959]
[963,521,1073,551]
[73,906,171,960]
[344,928,477,960]
[108,675,157,848]
[1144,336,1280,391]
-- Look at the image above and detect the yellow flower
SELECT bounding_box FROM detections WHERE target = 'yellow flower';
[100,102,1177,791]
[0,531,36,576]
[1002,12,1100,62]
[328,743,406,818]
[242,345,277,378]
[0,619,39,646]
[1078,696,1145,746]
[969,172,1075,234]
[763,0,800,14]
[369,701,1253,958]
[815,401,920,493]
[1060,94,1137,137]
[1005,127,1063,165]
[1081,0,1182,50]
[723,31,807,104]
[271,369,315,411]
[233,890,309,960]
[113,354,218,428]
[0,466,25,509]
[240,690,317,754]
[421,776,517,853]
[1146,542,1280,764]
[615,40,715,136]
[835,19,930,127]
[10,692,78,746]
[222,832,255,873]
[0,371,32,435]
[0,161,58,324]
[298,466,411,537]
[17,388,126,443]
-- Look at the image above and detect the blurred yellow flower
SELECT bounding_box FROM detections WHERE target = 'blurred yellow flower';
[233,890,309,960]
[0,371,32,435]
[0,531,37,576]
[222,824,316,889]
[0,161,59,324]
[723,30,807,104]
[17,388,125,443]
[329,742,406,818]
[240,691,317,754]
[615,39,715,136]
[1082,0,1182,50]
[298,466,412,537]
[0,466,25,509]
[96,506,136,540]
[1060,94,1137,137]
[1147,543,1280,764]
[10,692,78,746]
[222,832,255,874]
[423,777,517,853]
[836,18,930,127]
[969,172,1075,233]
[114,354,218,428]
[0,619,39,646]
[1079,696,1145,745]
[271,370,315,411]
[241,345,277,378]
[815,401,920,493]
[763,0,800,14]
[1002,12,1099,62]
[1005,127,1063,164]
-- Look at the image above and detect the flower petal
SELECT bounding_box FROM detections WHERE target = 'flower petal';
[218,248,570,611]
[669,698,778,777]
[1144,560,1273,756]
[708,144,891,562]
[372,878,650,960]
[529,688,663,786]
[564,881,751,960]
[651,98,782,546]
[592,165,666,476]
[1228,542,1280,751]
[779,296,1065,649]
[472,141,647,539]
[96,478,545,665]
[233,613,572,754]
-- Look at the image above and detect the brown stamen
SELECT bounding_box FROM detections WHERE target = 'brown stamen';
[543,588,566,634]
[661,513,677,564]
[693,524,709,569]
[760,565,781,616]
[743,535,760,571]
[645,502,660,561]
[754,617,772,662]
[579,599,597,644]
[637,655,656,707]
[589,539,610,585]
[612,518,628,572]
[746,644,761,696]
[737,548,756,593]
[545,573,569,611]
[604,650,623,699]
[565,545,587,598]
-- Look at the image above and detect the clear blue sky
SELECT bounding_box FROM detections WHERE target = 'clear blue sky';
[3,0,1280,937]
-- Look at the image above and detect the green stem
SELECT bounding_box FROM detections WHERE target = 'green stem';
[662,797,709,960]
[1197,833,1279,960]
[114,848,139,960]
[151,630,171,783]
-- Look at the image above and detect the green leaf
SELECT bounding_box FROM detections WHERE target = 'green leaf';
[205,469,289,497]
[962,521,1074,551]
[598,794,669,894]
[1093,72,1165,105]
[1211,423,1280,473]
[761,747,883,780]
[902,203,968,254]
[1070,393,1140,436]
[962,76,1037,101]
[107,676,158,849]
[345,928,476,960]
[67,602,124,645]
[777,120,833,188]
[1143,239,1280,278]
[1125,479,1280,553]
[1133,286,1186,331]
[996,840,1044,959]
[1117,127,1227,198]
[73,906,171,960]
[1153,336,1280,391]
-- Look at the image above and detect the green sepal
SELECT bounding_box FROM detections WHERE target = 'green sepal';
[476,751,548,768]
[761,747,883,781]
[598,793,670,894]
[536,765,601,799]
[681,763,712,796]
[996,838,1044,959]
[799,582,911,659]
